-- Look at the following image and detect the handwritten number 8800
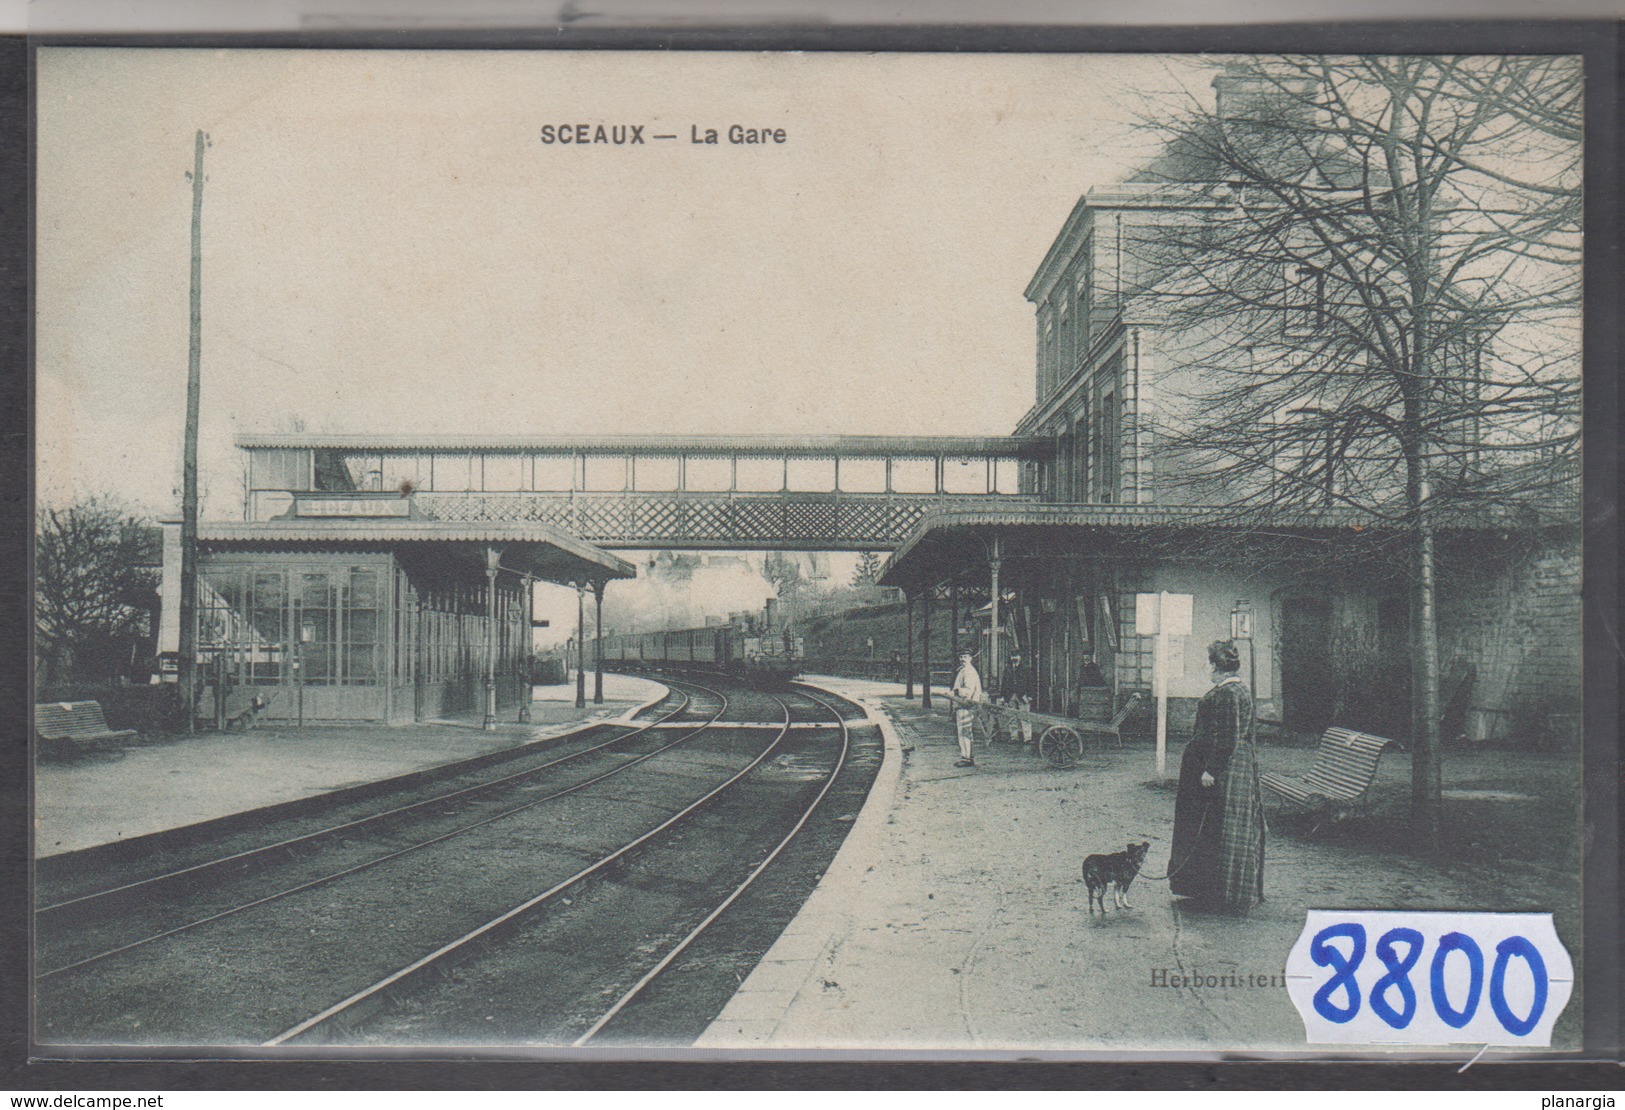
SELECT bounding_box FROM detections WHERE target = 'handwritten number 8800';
[1309,924,1548,1035]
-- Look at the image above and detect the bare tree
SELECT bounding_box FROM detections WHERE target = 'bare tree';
[852,551,883,589]
[1136,56,1581,846]
[36,497,161,690]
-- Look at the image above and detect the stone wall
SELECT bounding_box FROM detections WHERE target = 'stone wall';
[1437,540,1581,746]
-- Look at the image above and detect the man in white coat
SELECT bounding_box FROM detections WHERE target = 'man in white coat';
[951,651,983,768]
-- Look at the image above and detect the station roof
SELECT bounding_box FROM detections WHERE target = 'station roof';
[879,503,1419,591]
[199,520,636,585]
[235,433,1050,459]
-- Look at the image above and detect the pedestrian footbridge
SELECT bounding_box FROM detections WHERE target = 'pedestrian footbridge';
[240,434,1049,550]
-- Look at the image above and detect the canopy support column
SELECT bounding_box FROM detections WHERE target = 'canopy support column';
[575,583,587,709]
[987,533,1003,697]
[921,584,933,709]
[904,592,914,699]
[593,581,605,705]
[482,545,500,731]
[517,575,533,724]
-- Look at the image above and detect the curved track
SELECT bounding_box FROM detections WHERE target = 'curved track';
[35,676,881,1049]
[36,684,723,978]
[37,687,698,917]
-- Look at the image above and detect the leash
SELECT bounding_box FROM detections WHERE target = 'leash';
[1136,796,1214,883]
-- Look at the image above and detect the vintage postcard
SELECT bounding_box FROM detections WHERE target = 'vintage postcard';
[32,44,1596,1059]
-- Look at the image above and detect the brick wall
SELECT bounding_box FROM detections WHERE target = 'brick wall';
[1437,542,1581,745]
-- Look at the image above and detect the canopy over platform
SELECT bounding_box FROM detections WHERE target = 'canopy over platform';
[198,519,636,586]
[874,503,1513,593]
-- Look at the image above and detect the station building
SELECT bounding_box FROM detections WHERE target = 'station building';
[878,82,1582,745]
[158,500,635,727]
[159,433,1038,726]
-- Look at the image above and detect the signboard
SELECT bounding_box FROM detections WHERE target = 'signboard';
[1135,591,1193,637]
[295,497,411,518]
[1135,592,1194,778]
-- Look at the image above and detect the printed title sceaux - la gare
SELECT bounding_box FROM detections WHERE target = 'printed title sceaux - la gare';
[539,123,788,145]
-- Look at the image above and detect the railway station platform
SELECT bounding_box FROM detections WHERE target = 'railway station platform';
[30,670,1580,1053]
[33,674,667,858]
[697,674,1583,1055]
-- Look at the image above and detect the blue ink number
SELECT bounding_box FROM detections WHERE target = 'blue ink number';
[1429,931,1485,1028]
[1306,924,1552,1037]
[1370,927,1423,1029]
[1310,922,1366,1024]
[1489,936,1548,1037]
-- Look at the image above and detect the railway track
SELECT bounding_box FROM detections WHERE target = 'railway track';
[35,676,882,1049]
[35,685,703,919]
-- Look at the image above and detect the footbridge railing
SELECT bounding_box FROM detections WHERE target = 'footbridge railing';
[412,491,1037,550]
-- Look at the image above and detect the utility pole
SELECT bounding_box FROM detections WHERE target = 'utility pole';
[177,130,207,732]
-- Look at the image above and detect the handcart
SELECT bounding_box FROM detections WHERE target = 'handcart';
[945,691,1146,770]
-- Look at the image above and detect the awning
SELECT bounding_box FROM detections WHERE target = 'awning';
[878,503,1424,592]
[198,520,636,586]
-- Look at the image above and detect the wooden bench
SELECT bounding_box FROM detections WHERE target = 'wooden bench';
[1261,726,1403,827]
[35,700,137,754]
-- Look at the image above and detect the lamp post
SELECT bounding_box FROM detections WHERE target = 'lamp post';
[1231,598,1256,696]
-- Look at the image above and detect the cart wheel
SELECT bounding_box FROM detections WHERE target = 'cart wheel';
[973,706,999,749]
[1038,725,1083,769]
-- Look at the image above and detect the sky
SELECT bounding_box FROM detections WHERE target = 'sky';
[35,49,1210,638]
[35,48,1208,517]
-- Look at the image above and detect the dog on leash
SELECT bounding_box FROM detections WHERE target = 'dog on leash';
[1081,841,1150,914]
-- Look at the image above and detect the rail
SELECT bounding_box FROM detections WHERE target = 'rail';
[573,684,852,1044]
[263,678,790,1045]
[38,687,722,980]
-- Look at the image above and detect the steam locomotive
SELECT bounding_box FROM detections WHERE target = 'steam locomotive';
[599,608,803,688]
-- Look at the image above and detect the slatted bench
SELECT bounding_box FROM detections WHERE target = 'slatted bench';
[1261,726,1403,829]
[35,700,137,754]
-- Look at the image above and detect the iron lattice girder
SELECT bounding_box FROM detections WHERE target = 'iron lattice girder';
[412,491,1037,550]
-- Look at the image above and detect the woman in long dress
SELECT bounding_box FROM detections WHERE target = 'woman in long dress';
[1168,640,1265,910]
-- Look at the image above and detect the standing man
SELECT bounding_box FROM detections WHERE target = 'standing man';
[951,650,983,768]
[1003,650,1035,744]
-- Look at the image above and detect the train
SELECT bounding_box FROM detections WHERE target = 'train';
[599,607,804,688]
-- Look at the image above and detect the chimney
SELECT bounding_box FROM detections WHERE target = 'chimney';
[1212,66,1318,124]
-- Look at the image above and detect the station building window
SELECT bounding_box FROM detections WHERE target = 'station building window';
[634,456,681,492]
[1098,392,1119,502]
[380,454,426,495]
[837,457,886,493]
[344,456,385,491]
[786,457,836,492]
[583,455,629,492]
[942,457,988,495]
[483,453,525,492]
[684,456,733,491]
[198,562,384,687]
[1284,263,1323,339]
[890,458,936,494]
[429,453,475,492]
[532,455,575,491]
[249,449,310,493]
[735,457,784,492]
